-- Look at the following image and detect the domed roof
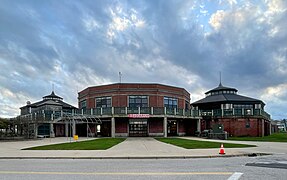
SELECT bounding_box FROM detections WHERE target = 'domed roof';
[205,83,238,95]
[43,91,63,100]
[192,83,264,106]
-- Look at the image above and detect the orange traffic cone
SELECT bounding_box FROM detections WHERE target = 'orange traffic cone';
[219,144,225,155]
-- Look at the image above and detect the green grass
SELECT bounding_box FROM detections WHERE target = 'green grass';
[228,133,287,142]
[23,138,126,150]
[155,138,256,149]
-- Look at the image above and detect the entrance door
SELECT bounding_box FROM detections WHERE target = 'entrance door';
[168,120,177,136]
[129,119,148,137]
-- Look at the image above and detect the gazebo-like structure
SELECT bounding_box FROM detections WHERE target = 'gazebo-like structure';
[191,83,271,137]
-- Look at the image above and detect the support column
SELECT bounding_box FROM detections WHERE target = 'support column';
[163,117,167,137]
[50,123,55,138]
[34,124,38,139]
[72,120,76,136]
[269,121,272,135]
[197,119,201,132]
[261,119,265,137]
[111,117,115,138]
[65,122,69,137]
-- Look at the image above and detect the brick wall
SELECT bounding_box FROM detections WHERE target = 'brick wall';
[115,118,128,133]
[178,120,185,133]
[202,118,270,137]
[87,97,95,108]
[149,118,163,133]
[112,95,127,107]
[78,83,190,109]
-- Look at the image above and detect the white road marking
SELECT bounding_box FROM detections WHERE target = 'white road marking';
[0,171,233,176]
[228,172,243,180]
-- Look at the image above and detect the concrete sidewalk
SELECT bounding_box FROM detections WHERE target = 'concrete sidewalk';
[0,137,285,159]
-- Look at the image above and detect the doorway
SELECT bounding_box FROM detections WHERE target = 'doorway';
[168,120,177,136]
[129,119,148,137]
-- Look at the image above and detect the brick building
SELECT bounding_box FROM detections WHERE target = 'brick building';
[191,83,271,137]
[14,82,271,138]
[78,83,200,137]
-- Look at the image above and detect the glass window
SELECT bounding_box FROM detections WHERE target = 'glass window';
[129,96,148,107]
[255,104,261,109]
[129,98,135,103]
[234,104,253,109]
[96,97,111,108]
[80,100,87,109]
[164,97,178,109]
[185,100,190,109]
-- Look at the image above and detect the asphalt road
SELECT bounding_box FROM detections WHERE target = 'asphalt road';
[0,154,286,180]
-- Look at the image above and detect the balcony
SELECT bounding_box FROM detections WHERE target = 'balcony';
[49,107,200,119]
[199,108,271,120]
[17,106,271,122]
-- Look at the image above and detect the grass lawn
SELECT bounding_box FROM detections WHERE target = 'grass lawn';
[23,138,126,150]
[155,138,256,149]
[228,133,287,142]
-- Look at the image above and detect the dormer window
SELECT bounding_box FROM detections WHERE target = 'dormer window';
[205,83,238,97]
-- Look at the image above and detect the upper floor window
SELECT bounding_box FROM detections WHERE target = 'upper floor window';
[96,97,111,108]
[234,104,253,109]
[222,104,232,109]
[164,97,178,109]
[80,100,87,109]
[129,96,148,107]
[207,90,237,96]
[255,104,262,109]
[185,100,190,110]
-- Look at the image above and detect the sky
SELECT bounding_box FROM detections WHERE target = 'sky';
[0,0,286,119]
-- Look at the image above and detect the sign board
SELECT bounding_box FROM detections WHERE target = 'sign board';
[128,114,150,118]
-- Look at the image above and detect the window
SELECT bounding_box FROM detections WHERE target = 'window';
[246,119,250,128]
[223,104,232,109]
[96,97,111,108]
[255,104,261,109]
[233,104,253,109]
[80,100,87,109]
[129,96,148,107]
[185,100,190,110]
[164,97,178,109]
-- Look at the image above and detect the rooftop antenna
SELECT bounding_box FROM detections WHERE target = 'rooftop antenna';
[119,72,122,83]
[52,83,55,92]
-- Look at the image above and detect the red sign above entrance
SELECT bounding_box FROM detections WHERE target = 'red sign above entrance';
[128,114,150,118]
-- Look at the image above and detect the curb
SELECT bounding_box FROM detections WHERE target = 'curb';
[0,153,271,160]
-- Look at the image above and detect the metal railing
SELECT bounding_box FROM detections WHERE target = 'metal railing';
[199,108,270,120]
[15,107,271,123]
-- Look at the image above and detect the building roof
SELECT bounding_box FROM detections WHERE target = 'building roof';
[192,83,264,106]
[192,93,263,105]
[80,83,188,93]
[20,91,76,109]
[78,83,190,100]
[205,83,238,95]
[43,91,63,100]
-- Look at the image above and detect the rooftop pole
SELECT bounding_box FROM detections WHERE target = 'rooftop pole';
[119,72,122,83]
[219,71,222,86]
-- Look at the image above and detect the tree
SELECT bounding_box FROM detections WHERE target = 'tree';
[0,118,9,129]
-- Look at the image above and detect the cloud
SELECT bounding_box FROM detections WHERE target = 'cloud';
[0,0,287,120]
